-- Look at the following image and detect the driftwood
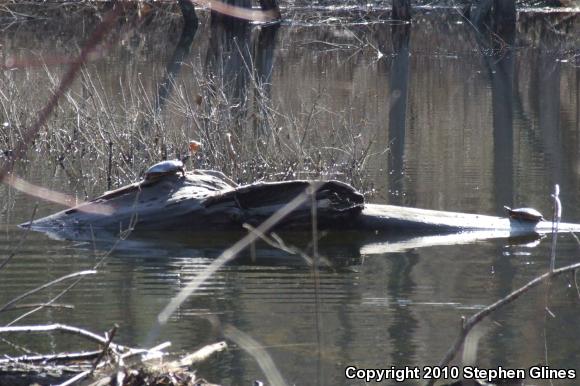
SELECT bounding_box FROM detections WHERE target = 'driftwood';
[0,323,226,386]
[23,170,580,241]
[24,170,364,233]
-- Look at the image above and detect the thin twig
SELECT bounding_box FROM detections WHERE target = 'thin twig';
[0,204,37,272]
[6,277,84,326]
[242,223,332,267]
[544,184,562,386]
[0,270,97,313]
[0,302,73,313]
[91,324,118,373]
[57,370,91,386]
[0,5,121,182]
[0,323,126,350]
[427,260,580,386]
[7,228,128,326]
[0,350,101,364]
[550,184,561,272]
[310,184,324,385]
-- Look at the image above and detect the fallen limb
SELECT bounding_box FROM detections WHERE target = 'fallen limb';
[0,323,224,385]
[0,350,101,364]
[0,323,127,351]
[91,324,119,373]
[427,260,580,386]
[0,303,74,313]
[174,341,228,368]
[57,369,91,386]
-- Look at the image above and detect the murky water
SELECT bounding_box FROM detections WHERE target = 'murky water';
[1,5,580,386]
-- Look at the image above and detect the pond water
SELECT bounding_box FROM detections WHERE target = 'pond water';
[1,5,580,386]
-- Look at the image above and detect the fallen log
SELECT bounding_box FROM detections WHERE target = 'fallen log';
[22,170,580,239]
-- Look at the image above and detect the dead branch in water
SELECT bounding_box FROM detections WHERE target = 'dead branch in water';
[0,323,125,350]
[428,261,580,386]
[0,323,226,386]
[0,350,101,365]
[0,303,74,313]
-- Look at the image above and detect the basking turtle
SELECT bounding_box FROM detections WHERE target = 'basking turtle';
[504,206,544,222]
[143,159,185,183]
[143,140,202,184]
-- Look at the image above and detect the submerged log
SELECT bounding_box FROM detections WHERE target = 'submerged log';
[23,170,580,238]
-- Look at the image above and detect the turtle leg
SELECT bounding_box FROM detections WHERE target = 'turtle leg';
[179,167,186,177]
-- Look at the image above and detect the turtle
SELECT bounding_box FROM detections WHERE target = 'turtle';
[143,159,185,183]
[504,206,544,222]
[141,140,202,184]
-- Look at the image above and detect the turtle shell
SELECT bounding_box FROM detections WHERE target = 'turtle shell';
[144,160,185,180]
[504,206,544,222]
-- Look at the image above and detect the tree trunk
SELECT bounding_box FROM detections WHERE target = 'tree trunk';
[258,0,281,20]
[392,0,411,21]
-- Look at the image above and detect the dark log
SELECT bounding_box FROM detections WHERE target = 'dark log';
[23,170,580,240]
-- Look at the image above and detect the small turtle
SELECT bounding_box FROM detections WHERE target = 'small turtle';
[142,141,201,184]
[143,159,185,183]
[504,206,544,222]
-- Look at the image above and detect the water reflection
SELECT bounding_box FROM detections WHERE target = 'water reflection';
[471,0,517,214]
[155,0,198,114]
[387,18,411,205]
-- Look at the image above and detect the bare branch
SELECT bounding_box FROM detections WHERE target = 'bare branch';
[0,270,97,314]
[0,303,73,313]
[91,324,119,373]
[428,260,580,386]
[550,184,562,272]
[0,350,101,365]
[0,323,122,348]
